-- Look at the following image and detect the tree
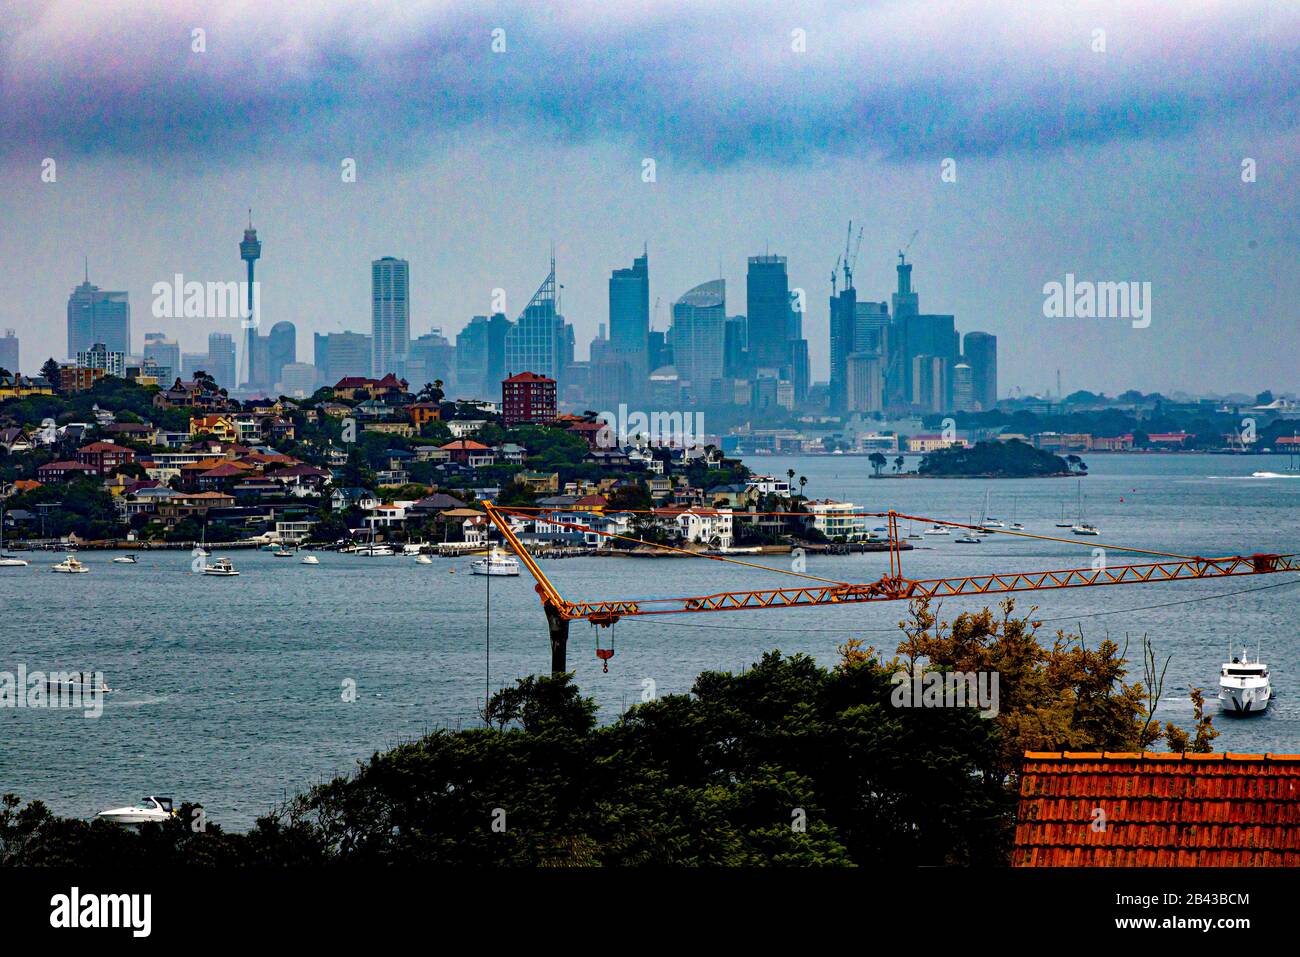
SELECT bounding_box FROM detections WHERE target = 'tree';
[893,455,904,473]
[869,452,886,476]
[40,358,61,393]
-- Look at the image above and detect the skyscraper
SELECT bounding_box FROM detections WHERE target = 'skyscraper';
[505,257,566,383]
[143,332,180,381]
[886,254,957,411]
[456,313,511,398]
[963,331,998,411]
[267,320,296,388]
[608,249,650,399]
[207,332,237,391]
[829,284,857,412]
[952,362,975,412]
[239,215,262,387]
[314,331,372,386]
[0,329,18,374]
[746,254,791,371]
[371,257,410,378]
[67,269,130,359]
[671,279,726,406]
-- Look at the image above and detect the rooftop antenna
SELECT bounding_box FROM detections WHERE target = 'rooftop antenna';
[83,255,88,283]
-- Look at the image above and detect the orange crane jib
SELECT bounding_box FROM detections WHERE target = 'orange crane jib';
[482,503,1298,628]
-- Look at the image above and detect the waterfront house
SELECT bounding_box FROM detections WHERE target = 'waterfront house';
[330,487,379,511]
[447,419,488,439]
[155,491,236,526]
[661,505,733,550]
[807,499,868,541]
[906,433,971,453]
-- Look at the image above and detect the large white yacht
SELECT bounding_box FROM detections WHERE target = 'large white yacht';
[1219,650,1271,715]
[471,546,521,576]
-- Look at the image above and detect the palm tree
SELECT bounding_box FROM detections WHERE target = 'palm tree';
[798,475,807,499]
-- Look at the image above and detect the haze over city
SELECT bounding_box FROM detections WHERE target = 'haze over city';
[1,0,1297,396]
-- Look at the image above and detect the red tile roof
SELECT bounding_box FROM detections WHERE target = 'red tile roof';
[1014,751,1300,867]
[503,371,555,384]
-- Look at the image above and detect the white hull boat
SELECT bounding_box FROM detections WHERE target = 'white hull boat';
[52,555,89,573]
[300,555,320,565]
[96,796,176,826]
[1219,650,1271,715]
[471,547,520,576]
[202,557,240,576]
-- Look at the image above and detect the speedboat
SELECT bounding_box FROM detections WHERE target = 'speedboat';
[923,525,951,536]
[955,534,982,544]
[353,544,395,557]
[96,796,176,826]
[300,555,320,565]
[112,554,138,564]
[471,546,520,576]
[52,555,89,574]
[415,554,434,564]
[1219,651,1271,715]
[45,672,112,695]
[202,557,240,576]
[0,555,28,568]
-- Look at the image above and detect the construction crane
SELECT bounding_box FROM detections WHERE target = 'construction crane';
[483,503,1299,674]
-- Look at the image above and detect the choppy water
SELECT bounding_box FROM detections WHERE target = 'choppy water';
[2,453,1298,828]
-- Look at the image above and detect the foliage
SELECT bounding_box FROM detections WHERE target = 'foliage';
[918,439,1074,477]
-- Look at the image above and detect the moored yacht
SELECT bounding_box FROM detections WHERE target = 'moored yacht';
[1219,650,1271,715]
[112,554,138,564]
[52,554,89,574]
[471,546,521,576]
[202,556,240,577]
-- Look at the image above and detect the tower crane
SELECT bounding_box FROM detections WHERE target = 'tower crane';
[482,503,1299,674]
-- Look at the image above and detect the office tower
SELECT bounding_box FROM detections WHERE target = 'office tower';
[207,332,237,391]
[456,313,511,398]
[267,321,296,388]
[505,257,566,383]
[67,269,130,358]
[0,329,18,373]
[723,316,747,379]
[746,255,791,370]
[313,331,372,385]
[670,279,726,407]
[952,362,975,412]
[846,353,884,413]
[76,342,126,377]
[239,215,262,387]
[911,354,949,414]
[829,284,857,412]
[143,333,180,382]
[410,329,456,388]
[854,301,890,354]
[886,254,957,410]
[278,363,319,397]
[789,338,809,404]
[648,329,670,372]
[608,249,650,399]
[371,257,410,377]
[963,331,998,411]
[750,373,779,413]
[181,352,208,379]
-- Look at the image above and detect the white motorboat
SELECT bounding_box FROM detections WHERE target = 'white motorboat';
[273,548,294,558]
[403,543,425,556]
[955,533,982,544]
[0,508,28,566]
[471,546,520,576]
[1219,650,1271,715]
[415,554,434,564]
[353,544,395,556]
[112,554,138,564]
[300,555,320,565]
[45,672,112,695]
[202,556,240,576]
[52,555,89,574]
[924,524,951,536]
[96,796,176,826]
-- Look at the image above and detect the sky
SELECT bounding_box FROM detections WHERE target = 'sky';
[1,0,1297,397]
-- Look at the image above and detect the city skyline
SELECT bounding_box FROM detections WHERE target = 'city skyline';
[1,1,1296,396]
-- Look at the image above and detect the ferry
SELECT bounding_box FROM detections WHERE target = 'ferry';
[471,546,521,576]
[52,555,89,574]
[202,557,240,577]
[96,796,177,826]
[1219,650,1271,715]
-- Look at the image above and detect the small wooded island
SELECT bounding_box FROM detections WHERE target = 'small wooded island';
[874,439,1084,478]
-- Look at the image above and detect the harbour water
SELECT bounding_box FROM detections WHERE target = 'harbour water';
[3,453,1298,829]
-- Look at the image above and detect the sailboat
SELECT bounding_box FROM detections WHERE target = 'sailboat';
[1009,496,1024,530]
[0,506,28,567]
[1055,500,1073,528]
[1071,481,1100,536]
[955,516,982,544]
[980,490,1004,529]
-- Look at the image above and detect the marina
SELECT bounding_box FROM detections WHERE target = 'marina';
[3,453,1299,828]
